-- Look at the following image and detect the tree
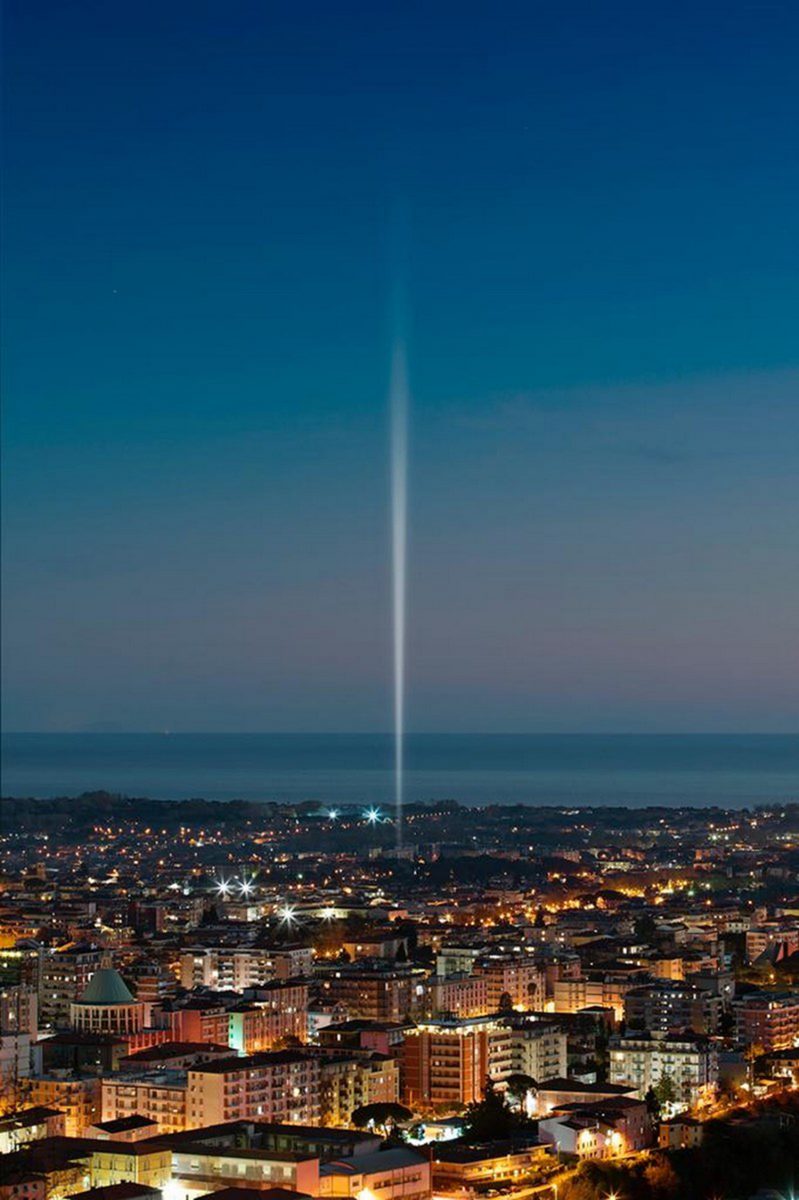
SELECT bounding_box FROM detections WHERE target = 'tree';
[643,1157,681,1198]
[645,1085,661,1121]
[351,1102,412,1136]
[654,1073,676,1112]
[463,1078,535,1143]
[273,1034,303,1050]
[504,1073,536,1109]
[634,914,658,943]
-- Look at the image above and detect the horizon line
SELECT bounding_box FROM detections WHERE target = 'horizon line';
[3,729,797,738]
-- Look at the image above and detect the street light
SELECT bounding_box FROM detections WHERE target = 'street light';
[365,807,381,825]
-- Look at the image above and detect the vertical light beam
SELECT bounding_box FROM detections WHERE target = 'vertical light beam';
[390,336,408,849]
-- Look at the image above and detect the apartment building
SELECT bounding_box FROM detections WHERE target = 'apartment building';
[624,982,722,1035]
[1,984,38,1038]
[27,1073,101,1136]
[401,1016,514,1109]
[609,1032,718,1110]
[553,973,640,1021]
[733,991,799,1052]
[187,1051,321,1126]
[508,1021,568,1082]
[475,955,545,1012]
[319,1052,400,1125]
[180,946,314,991]
[423,974,489,1020]
[227,987,308,1054]
[39,945,103,1030]
[101,1071,189,1134]
[319,966,421,1022]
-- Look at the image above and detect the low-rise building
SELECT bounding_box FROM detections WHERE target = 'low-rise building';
[539,1097,652,1159]
[319,1145,431,1200]
[658,1115,704,1149]
[431,1138,551,1191]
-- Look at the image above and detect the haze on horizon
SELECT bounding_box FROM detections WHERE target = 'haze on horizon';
[2,1,798,735]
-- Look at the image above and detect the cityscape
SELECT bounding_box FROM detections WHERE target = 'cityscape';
[2,3,799,1200]
[1,793,798,1200]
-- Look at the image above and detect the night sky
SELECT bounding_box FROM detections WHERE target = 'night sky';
[3,1,798,732]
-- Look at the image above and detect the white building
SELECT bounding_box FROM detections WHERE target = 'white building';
[609,1032,717,1111]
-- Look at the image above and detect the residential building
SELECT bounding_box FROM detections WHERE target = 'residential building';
[186,1051,321,1126]
[101,1071,189,1134]
[609,1032,718,1110]
[401,1016,514,1109]
[40,945,103,1030]
[733,992,799,1053]
[624,982,722,1035]
[27,1074,101,1136]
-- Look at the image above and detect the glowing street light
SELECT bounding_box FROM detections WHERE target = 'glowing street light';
[365,807,382,825]
[216,878,232,898]
[278,904,297,925]
[321,906,336,921]
[327,809,339,821]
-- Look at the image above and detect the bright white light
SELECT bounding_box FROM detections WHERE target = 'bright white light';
[327,808,339,821]
[216,879,231,897]
[239,878,254,897]
[390,332,408,852]
[365,807,382,825]
[321,907,336,921]
[279,905,296,924]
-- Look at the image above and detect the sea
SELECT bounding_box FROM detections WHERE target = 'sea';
[1,732,798,809]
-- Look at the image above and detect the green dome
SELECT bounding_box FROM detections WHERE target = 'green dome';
[78,967,136,1006]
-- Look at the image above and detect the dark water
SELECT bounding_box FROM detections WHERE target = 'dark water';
[1,733,798,808]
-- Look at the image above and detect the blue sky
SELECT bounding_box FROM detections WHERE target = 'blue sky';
[2,0,798,731]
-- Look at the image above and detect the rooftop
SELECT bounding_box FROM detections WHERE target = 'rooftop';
[77,968,136,1007]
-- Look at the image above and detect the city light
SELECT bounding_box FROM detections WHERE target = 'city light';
[327,808,339,821]
[365,807,382,825]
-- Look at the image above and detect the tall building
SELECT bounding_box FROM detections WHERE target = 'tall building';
[401,1016,514,1109]
[40,945,103,1030]
[27,1074,101,1136]
[0,984,38,1039]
